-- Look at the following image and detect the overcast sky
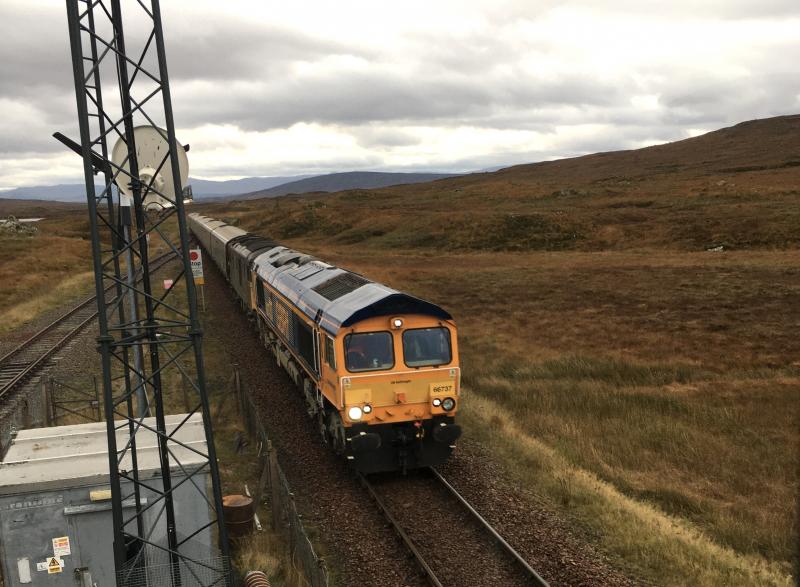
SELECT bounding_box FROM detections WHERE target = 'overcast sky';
[1,0,799,189]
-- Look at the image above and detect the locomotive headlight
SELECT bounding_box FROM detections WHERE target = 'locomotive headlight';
[363,404,372,414]
[432,398,442,407]
[348,406,363,421]
[441,397,456,412]
[391,317,404,329]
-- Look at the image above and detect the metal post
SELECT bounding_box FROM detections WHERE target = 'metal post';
[268,441,280,531]
[122,218,150,418]
[93,376,101,422]
[84,0,147,545]
[42,378,52,427]
[106,2,181,582]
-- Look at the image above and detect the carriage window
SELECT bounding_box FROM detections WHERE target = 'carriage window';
[345,332,394,372]
[325,336,337,369]
[402,327,452,367]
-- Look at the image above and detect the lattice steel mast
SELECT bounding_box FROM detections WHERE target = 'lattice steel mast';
[61,0,231,584]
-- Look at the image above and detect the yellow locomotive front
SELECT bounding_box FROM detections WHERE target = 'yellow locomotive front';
[320,314,462,473]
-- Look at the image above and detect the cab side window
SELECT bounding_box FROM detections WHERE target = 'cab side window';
[256,279,265,308]
[324,336,336,369]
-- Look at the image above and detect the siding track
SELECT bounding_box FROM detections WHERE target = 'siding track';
[0,253,173,401]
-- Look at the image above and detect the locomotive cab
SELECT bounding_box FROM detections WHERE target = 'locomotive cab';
[322,313,462,473]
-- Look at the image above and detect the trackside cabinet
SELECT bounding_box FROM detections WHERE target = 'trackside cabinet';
[0,415,213,586]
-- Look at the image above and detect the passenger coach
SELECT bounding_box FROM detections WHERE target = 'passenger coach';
[188,213,461,473]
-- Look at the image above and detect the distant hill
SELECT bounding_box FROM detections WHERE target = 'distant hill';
[204,114,800,252]
[0,175,312,203]
[235,171,460,200]
[0,184,101,203]
[187,175,313,199]
[0,198,84,217]
[489,114,800,184]
[0,172,456,203]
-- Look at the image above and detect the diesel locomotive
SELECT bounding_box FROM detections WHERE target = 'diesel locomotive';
[188,213,462,473]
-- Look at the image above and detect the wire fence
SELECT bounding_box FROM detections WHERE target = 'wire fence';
[0,374,64,458]
[0,373,101,455]
[235,368,331,587]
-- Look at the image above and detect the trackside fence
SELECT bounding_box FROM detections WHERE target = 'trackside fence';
[234,368,331,587]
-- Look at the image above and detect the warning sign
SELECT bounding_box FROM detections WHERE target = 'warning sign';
[52,536,71,557]
[190,248,204,285]
[47,557,63,574]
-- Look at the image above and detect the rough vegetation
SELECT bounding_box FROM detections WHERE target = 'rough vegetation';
[1,115,798,585]
[0,201,92,334]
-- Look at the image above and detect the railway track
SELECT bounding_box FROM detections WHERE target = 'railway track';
[0,295,101,399]
[358,467,549,587]
[0,252,174,402]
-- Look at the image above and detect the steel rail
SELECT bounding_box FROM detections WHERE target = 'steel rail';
[357,468,549,587]
[356,473,444,587]
[0,295,97,366]
[429,467,550,586]
[0,252,174,400]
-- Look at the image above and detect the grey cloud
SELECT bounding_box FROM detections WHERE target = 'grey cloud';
[351,127,421,149]
[174,69,625,131]
[660,72,800,126]
[404,31,526,76]
[165,16,369,82]
[0,5,72,98]
[581,0,800,19]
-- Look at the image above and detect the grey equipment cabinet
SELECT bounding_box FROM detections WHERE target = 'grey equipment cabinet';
[0,414,213,586]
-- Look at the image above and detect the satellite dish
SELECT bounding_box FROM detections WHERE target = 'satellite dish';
[111,125,189,212]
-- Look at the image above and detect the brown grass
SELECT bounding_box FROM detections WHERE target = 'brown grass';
[462,393,793,586]
[198,210,799,584]
[0,204,93,332]
[287,248,799,571]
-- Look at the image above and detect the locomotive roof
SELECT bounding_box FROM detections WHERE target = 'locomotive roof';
[188,213,452,335]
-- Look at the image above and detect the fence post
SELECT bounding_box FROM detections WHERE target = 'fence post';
[41,378,51,427]
[181,369,191,412]
[288,492,297,559]
[253,454,270,517]
[234,366,242,417]
[22,400,31,429]
[93,376,101,421]
[268,440,280,531]
[47,377,56,426]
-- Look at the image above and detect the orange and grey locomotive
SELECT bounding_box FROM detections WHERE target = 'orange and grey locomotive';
[188,213,461,473]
